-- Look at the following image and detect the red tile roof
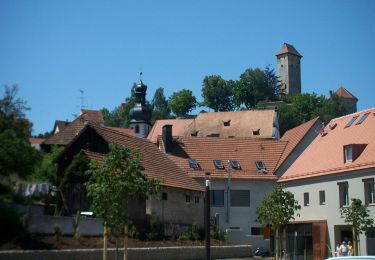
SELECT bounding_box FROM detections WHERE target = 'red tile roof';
[276,43,302,57]
[164,136,288,180]
[44,110,126,145]
[29,137,45,145]
[335,86,358,101]
[184,110,277,138]
[279,108,375,182]
[276,117,321,169]
[147,119,194,143]
[75,125,203,192]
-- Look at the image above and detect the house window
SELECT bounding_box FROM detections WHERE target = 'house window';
[194,196,200,204]
[251,227,261,235]
[344,146,353,163]
[304,192,309,206]
[223,120,231,126]
[319,190,326,205]
[338,182,349,207]
[186,195,191,203]
[162,192,168,201]
[363,178,375,205]
[135,125,140,134]
[210,190,224,207]
[230,190,250,207]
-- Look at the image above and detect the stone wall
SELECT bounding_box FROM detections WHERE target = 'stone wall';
[0,245,251,260]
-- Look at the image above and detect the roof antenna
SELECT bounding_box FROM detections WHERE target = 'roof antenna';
[79,89,85,110]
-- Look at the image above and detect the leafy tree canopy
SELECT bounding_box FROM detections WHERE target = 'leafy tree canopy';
[151,87,170,123]
[85,142,160,235]
[256,185,301,230]
[0,85,38,178]
[168,89,197,117]
[233,68,277,109]
[278,92,354,135]
[202,75,233,112]
[31,146,64,184]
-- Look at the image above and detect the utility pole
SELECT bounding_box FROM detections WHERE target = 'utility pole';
[205,172,211,260]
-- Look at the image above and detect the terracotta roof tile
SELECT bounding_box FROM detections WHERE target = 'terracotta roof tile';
[80,125,203,192]
[147,119,193,143]
[29,137,45,145]
[184,110,277,138]
[276,43,302,57]
[44,110,107,145]
[335,86,358,101]
[276,117,321,169]
[164,136,288,180]
[279,108,375,182]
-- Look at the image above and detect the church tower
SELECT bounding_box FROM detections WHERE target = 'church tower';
[276,43,302,95]
[129,76,152,138]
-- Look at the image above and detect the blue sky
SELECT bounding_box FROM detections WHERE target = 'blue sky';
[1,0,374,135]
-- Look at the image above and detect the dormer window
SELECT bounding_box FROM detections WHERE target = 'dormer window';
[252,129,260,136]
[213,160,224,169]
[344,145,353,163]
[223,120,231,127]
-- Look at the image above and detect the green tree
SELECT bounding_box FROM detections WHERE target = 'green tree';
[340,198,374,256]
[31,146,64,184]
[168,89,197,117]
[101,83,139,127]
[201,75,233,112]
[256,185,301,260]
[86,143,160,260]
[233,68,277,109]
[278,93,354,136]
[151,87,170,123]
[0,85,38,178]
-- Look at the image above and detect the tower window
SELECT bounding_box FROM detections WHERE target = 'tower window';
[135,125,140,133]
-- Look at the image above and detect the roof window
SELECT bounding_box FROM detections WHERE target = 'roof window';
[213,160,224,169]
[345,116,359,128]
[255,161,266,170]
[355,112,370,125]
[231,160,241,169]
[189,159,200,169]
[223,120,231,127]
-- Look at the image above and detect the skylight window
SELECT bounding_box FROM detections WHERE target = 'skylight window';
[345,116,359,128]
[213,160,224,169]
[255,161,266,170]
[189,159,199,169]
[223,120,231,126]
[355,113,370,125]
[231,160,241,169]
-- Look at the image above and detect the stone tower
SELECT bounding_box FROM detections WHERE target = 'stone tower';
[129,77,152,138]
[334,86,358,113]
[276,43,302,95]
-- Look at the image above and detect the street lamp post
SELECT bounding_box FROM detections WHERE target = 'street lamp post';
[205,172,211,260]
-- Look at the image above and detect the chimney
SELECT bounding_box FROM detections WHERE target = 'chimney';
[162,125,173,153]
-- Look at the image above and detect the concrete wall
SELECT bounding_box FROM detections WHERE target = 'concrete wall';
[0,245,251,260]
[27,215,103,236]
[147,187,204,227]
[195,179,275,249]
[284,168,375,255]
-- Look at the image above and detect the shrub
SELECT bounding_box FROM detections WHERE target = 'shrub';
[53,224,62,241]
[0,206,25,243]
